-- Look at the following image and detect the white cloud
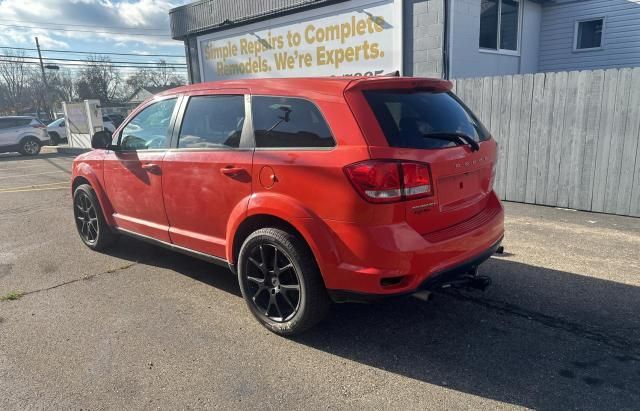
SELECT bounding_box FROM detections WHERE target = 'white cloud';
[0,0,183,48]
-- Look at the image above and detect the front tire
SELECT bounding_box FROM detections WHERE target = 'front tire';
[19,137,41,156]
[73,184,117,251]
[237,228,330,336]
[49,132,60,146]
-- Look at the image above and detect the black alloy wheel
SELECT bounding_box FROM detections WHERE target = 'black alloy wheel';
[237,228,331,336]
[72,184,117,250]
[74,190,99,245]
[245,243,301,322]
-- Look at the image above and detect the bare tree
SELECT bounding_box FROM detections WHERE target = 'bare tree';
[125,59,186,95]
[0,50,33,114]
[152,59,185,87]
[76,56,124,103]
[48,69,77,102]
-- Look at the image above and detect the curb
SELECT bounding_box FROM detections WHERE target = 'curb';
[48,146,91,155]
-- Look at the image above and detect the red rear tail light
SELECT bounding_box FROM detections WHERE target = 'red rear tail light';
[31,123,46,128]
[344,161,402,203]
[401,162,432,199]
[345,160,433,204]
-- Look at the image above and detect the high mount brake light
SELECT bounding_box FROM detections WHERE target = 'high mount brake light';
[344,160,433,204]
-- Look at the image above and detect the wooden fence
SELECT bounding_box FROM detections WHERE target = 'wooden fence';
[452,68,640,217]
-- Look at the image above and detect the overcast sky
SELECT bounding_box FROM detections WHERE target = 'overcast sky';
[0,0,190,74]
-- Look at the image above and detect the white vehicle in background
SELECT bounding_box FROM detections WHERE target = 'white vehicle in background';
[47,116,117,146]
[47,117,67,145]
[0,116,50,156]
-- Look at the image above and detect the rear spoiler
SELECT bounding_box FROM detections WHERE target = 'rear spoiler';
[344,77,453,93]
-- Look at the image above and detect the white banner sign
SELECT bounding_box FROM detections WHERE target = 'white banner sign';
[197,0,402,82]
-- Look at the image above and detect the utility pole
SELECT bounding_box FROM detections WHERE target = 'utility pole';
[35,37,52,119]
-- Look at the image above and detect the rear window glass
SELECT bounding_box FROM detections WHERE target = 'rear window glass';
[364,91,490,149]
[252,96,335,148]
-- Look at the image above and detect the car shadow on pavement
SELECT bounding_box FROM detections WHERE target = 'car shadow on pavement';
[292,257,640,409]
[106,236,242,298]
[104,236,640,409]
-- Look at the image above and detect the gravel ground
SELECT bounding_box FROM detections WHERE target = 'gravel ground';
[1,152,639,410]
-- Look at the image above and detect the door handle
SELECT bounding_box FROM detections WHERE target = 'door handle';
[220,166,245,177]
[141,163,161,173]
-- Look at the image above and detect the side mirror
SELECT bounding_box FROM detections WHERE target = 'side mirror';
[91,130,112,149]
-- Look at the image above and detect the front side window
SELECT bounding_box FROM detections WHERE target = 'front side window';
[120,98,177,150]
[480,0,520,52]
[364,90,490,150]
[178,95,245,149]
[252,96,335,148]
[575,18,604,50]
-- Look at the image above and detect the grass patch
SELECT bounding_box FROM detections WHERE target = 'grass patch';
[0,291,24,302]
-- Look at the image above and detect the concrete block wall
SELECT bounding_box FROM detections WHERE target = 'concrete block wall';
[405,0,444,78]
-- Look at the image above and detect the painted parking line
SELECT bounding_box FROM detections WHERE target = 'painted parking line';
[0,161,74,172]
[0,186,68,194]
[0,171,67,180]
[0,181,68,192]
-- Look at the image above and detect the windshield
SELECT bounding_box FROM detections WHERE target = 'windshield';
[363,90,491,149]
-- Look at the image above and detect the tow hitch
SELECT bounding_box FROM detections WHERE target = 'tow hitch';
[439,267,493,292]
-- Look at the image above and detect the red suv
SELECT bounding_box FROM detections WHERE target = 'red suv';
[72,77,504,335]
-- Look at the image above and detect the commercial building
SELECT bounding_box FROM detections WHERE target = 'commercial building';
[169,0,640,82]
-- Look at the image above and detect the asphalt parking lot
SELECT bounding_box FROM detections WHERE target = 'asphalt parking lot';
[1,152,639,410]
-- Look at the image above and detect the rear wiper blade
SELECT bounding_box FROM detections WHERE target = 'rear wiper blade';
[421,132,480,152]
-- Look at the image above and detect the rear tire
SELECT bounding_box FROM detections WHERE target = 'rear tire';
[49,132,60,146]
[237,228,331,336]
[19,137,41,156]
[73,184,117,251]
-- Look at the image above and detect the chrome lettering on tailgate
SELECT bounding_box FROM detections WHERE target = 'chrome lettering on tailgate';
[455,156,489,169]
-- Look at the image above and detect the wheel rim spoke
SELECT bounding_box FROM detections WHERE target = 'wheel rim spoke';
[272,248,279,275]
[252,286,266,300]
[259,245,267,266]
[280,291,296,309]
[247,276,264,286]
[272,295,283,319]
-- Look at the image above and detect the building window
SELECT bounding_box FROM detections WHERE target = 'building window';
[479,0,520,52]
[575,18,604,51]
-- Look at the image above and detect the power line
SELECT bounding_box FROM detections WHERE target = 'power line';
[0,58,188,70]
[0,19,169,31]
[16,55,186,66]
[0,23,171,37]
[0,46,185,58]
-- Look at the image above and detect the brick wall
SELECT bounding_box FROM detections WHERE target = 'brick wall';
[405,0,444,78]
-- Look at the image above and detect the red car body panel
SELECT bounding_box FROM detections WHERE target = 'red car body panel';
[72,77,504,298]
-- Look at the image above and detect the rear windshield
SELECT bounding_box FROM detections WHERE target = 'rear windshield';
[363,90,490,149]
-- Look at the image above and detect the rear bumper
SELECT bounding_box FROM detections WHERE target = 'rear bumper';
[329,237,502,302]
[322,192,504,301]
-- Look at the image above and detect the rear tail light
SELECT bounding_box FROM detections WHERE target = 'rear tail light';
[31,123,46,129]
[344,160,433,204]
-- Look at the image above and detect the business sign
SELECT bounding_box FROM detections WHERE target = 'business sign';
[197,0,402,81]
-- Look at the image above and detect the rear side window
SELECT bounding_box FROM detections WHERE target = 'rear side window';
[252,96,335,148]
[364,91,490,150]
[178,95,245,149]
[0,119,12,129]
